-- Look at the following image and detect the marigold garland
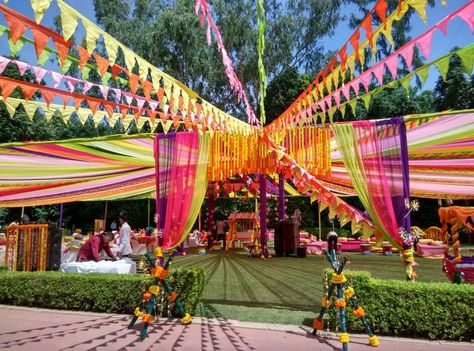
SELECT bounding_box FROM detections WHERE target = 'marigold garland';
[331,272,347,284]
[143,292,151,301]
[142,313,153,323]
[335,299,347,309]
[339,332,350,343]
[343,286,355,299]
[313,318,324,330]
[149,285,160,296]
[168,291,177,303]
[321,297,331,308]
[353,306,366,319]
[181,313,192,325]
[134,307,142,317]
[368,335,379,347]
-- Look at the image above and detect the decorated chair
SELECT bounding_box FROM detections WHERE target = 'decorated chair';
[424,226,444,241]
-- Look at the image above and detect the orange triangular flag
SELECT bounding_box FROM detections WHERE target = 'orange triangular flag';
[360,13,374,48]
[158,111,167,123]
[93,54,110,77]
[146,109,155,124]
[3,13,27,44]
[0,79,17,100]
[60,94,71,107]
[111,65,121,79]
[78,46,91,69]
[157,87,164,106]
[349,28,361,62]
[339,44,347,73]
[128,73,140,95]
[30,27,49,59]
[120,105,129,118]
[103,101,115,118]
[374,0,388,26]
[87,99,100,114]
[41,90,57,106]
[142,80,153,101]
[20,85,37,100]
[52,37,70,66]
[74,97,83,110]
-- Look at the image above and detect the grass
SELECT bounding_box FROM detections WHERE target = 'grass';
[172,249,448,325]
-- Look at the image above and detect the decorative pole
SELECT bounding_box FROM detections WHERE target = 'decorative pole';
[154,134,160,231]
[58,203,63,230]
[259,174,267,245]
[278,172,285,221]
[103,201,108,231]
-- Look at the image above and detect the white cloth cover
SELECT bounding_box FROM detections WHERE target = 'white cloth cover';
[60,258,136,274]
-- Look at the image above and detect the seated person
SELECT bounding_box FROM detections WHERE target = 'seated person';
[77,232,117,262]
[145,227,155,237]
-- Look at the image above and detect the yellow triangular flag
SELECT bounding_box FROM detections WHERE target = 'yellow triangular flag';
[104,35,119,66]
[137,58,150,81]
[122,47,137,72]
[83,20,100,54]
[57,0,78,41]
[76,108,91,124]
[31,0,53,24]
[23,101,39,119]
[408,0,428,23]
[43,106,56,121]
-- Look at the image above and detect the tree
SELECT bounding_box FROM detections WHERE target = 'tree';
[263,67,313,124]
[433,52,474,111]
[93,0,364,119]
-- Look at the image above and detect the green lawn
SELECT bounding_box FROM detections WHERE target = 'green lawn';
[172,249,448,325]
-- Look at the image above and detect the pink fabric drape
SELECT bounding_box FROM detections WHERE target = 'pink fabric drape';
[156,132,200,249]
[354,121,403,247]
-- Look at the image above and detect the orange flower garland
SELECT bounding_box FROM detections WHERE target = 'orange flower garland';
[335,299,346,309]
[168,291,177,303]
[313,318,324,330]
[353,306,365,319]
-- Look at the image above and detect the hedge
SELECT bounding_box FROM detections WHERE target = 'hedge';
[0,268,205,315]
[324,270,474,341]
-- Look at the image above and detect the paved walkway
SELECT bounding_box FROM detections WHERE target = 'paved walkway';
[0,306,471,351]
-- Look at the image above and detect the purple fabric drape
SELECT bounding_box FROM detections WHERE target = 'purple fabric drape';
[278,172,285,221]
[376,117,411,232]
[259,174,267,245]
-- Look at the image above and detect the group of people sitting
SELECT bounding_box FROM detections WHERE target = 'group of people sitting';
[77,211,132,262]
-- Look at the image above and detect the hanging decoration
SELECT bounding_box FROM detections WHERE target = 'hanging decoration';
[266,0,474,131]
[194,0,259,125]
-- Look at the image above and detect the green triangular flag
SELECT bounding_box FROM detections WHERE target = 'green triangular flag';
[82,66,91,80]
[416,65,430,87]
[0,25,7,39]
[101,71,112,85]
[361,94,371,110]
[340,104,346,119]
[60,57,73,74]
[385,80,398,89]
[319,111,326,126]
[9,38,25,56]
[435,56,450,81]
[457,45,474,74]
[399,73,413,94]
[328,106,337,123]
[37,49,51,66]
[349,98,357,115]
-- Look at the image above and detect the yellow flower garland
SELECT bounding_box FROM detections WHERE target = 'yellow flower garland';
[181,313,192,325]
[339,332,350,343]
[368,335,379,347]
[331,272,347,284]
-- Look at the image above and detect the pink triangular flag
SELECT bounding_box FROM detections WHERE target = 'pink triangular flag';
[148,100,158,112]
[457,3,474,34]
[371,64,385,85]
[0,57,10,74]
[334,89,341,107]
[359,72,370,92]
[136,97,146,111]
[163,104,170,116]
[436,18,448,36]
[99,86,109,100]
[306,107,311,118]
[350,79,360,97]
[416,30,433,59]
[324,96,332,110]
[14,60,29,76]
[65,77,80,93]
[318,101,326,113]
[384,55,399,79]
[51,71,63,88]
[123,92,133,106]
[190,112,195,122]
[399,43,414,71]
[342,84,351,101]
[83,81,94,94]
[112,88,121,102]
[32,66,47,84]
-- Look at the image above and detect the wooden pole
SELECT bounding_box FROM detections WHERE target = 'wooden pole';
[147,198,150,227]
[103,201,108,232]
[318,202,322,241]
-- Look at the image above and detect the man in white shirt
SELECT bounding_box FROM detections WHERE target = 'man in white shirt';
[117,211,132,258]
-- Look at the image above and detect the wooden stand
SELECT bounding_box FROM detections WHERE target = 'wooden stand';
[312,237,379,350]
[128,249,192,340]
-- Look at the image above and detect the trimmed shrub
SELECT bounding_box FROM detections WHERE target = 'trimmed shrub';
[324,270,474,341]
[0,268,205,315]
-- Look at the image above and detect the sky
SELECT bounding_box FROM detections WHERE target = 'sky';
[0,0,472,95]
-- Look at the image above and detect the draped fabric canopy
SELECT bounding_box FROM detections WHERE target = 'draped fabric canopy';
[331,119,409,248]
